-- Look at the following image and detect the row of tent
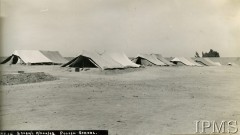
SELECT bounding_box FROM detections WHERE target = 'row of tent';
[0,50,235,70]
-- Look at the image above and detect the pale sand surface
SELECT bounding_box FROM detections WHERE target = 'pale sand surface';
[0,65,240,135]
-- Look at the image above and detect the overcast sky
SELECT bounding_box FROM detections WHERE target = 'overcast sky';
[1,0,240,57]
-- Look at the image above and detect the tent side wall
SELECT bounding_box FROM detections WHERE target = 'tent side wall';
[136,54,166,66]
[135,57,155,66]
[195,58,216,66]
[100,54,124,69]
[121,53,140,67]
[196,61,208,66]
[150,55,167,66]
[186,58,203,66]
[204,58,221,66]
[13,50,53,64]
[159,58,175,66]
[171,57,195,66]
[40,51,68,64]
[153,54,175,66]
[102,52,140,68]
[107,52,140,68]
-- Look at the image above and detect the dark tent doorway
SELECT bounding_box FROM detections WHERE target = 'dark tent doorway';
[62,56,98,68]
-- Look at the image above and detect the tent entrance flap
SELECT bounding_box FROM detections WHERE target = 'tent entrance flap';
[68,56,98,68]
[12,55,20,64]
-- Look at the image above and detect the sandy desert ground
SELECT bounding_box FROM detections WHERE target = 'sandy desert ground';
[0,65,240,135]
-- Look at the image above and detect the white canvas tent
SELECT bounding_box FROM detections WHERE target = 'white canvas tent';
[62,51,124,70]
[185,58,203,67]
[1,50,68,65]
[152,54,175,66]
[102,52,140,68]
[171,57,197,66]
[195,58,221,66]
[133,54,167,66]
